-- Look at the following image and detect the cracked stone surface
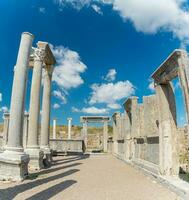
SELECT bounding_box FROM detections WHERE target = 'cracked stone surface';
[0,154,180,200]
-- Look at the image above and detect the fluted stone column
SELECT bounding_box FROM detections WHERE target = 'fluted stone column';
[103,121,108,152]
[2,113,10,148]
[41,66,53,165]
[53,119,56,139]
[26,48,45,170]
[67,118,72,139]
[23,113,29,149]
[0,32,33,181]
[83,121,88,147]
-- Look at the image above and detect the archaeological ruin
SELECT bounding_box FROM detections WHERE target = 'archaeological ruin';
[0,32,189,199]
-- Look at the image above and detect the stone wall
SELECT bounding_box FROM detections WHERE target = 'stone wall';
[50,139,84,154]
[111,91,189,176]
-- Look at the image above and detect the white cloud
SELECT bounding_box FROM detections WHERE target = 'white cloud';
[104,68,117,81]
[72,106,109,114]
[55,0,189,46]
[0,106,9,113]
[39,7,46,13]
[89,81,135,107]
[0,93,2,102]
[148,81,155,92]
[51,45,87,90]
[54,0,92,10]
[111,0,189,46]
[52,90,67,104]
[107,103,121,109]
[53,103,60,109]
[91,4,103,15]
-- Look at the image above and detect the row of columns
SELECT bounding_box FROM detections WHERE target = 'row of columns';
[52,118,72,139]
[0,32,55,181]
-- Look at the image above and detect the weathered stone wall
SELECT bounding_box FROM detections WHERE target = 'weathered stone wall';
[178,127,189,172]
[50,139,84,154]
[134,95,159,165]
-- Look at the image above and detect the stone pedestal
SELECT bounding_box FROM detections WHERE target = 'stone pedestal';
[0,32,33,181]
[0,151,29,181]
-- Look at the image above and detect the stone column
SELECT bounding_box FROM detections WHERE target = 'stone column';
[0,32,33,181]
[103,121,108,152]
[178,51,189,123]
[83,121,88,147]
[112,115,118,155]
[23,113,29,149]
[156,83,179,176]
[123,112,132,161]
[26,47,45,170]
[2,113,10,148]
[53,119,56,139]
[41,66,53,166]
[67,118,72,140]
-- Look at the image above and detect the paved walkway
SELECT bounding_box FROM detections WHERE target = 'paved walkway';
[0,154,180,200]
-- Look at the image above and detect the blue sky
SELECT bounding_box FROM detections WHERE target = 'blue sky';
[0,0,189,126]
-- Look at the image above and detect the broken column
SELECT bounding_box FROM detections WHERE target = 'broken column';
[26,46,45,170]
[53,119,56,139]
[103,120,108,152]
[67,118,72,139]
[0,32,33,181]
[40,66,53,165]
[83,121,88,147]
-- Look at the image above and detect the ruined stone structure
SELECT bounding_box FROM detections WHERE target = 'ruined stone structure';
[111,49,189,177]
[0,32,56,181]
[80,116,110,152]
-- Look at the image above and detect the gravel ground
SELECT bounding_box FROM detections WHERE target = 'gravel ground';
[0,154,180,200]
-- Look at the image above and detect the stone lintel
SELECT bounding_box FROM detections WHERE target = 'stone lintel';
[151,49,185,84]
[29,41,56,68]
[80,116,110,123]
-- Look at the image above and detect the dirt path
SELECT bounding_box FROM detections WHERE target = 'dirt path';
[0,154,179,200]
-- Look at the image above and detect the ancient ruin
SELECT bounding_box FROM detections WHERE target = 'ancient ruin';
[0,33,189,199]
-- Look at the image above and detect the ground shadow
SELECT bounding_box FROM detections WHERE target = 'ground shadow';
[0,155,90,199]
[0,169,79,200]
[26,180,77,200]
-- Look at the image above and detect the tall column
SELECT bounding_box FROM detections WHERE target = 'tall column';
[2,113,10,148]
[23,113,29,149]
[26,47,45,170]
[53,119,56,139]
[0,32,33,181]
[41,66,53,166]
[156,83,179,176]
[83,121,88,147]
[103,121,108,152]
[67,118,72,139]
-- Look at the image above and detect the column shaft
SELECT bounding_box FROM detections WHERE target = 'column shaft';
[53,119,56,139]
[103,121,108,152]
[7,32,33,151]
[41,67,52,149]
[27,49,44,148]
[67,118,72,139]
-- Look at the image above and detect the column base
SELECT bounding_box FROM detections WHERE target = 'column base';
[0,150,29,181]
[25,148,44,170]
[41,147,52,167]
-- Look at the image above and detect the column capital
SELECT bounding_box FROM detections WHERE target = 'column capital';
[32,47,46,62]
